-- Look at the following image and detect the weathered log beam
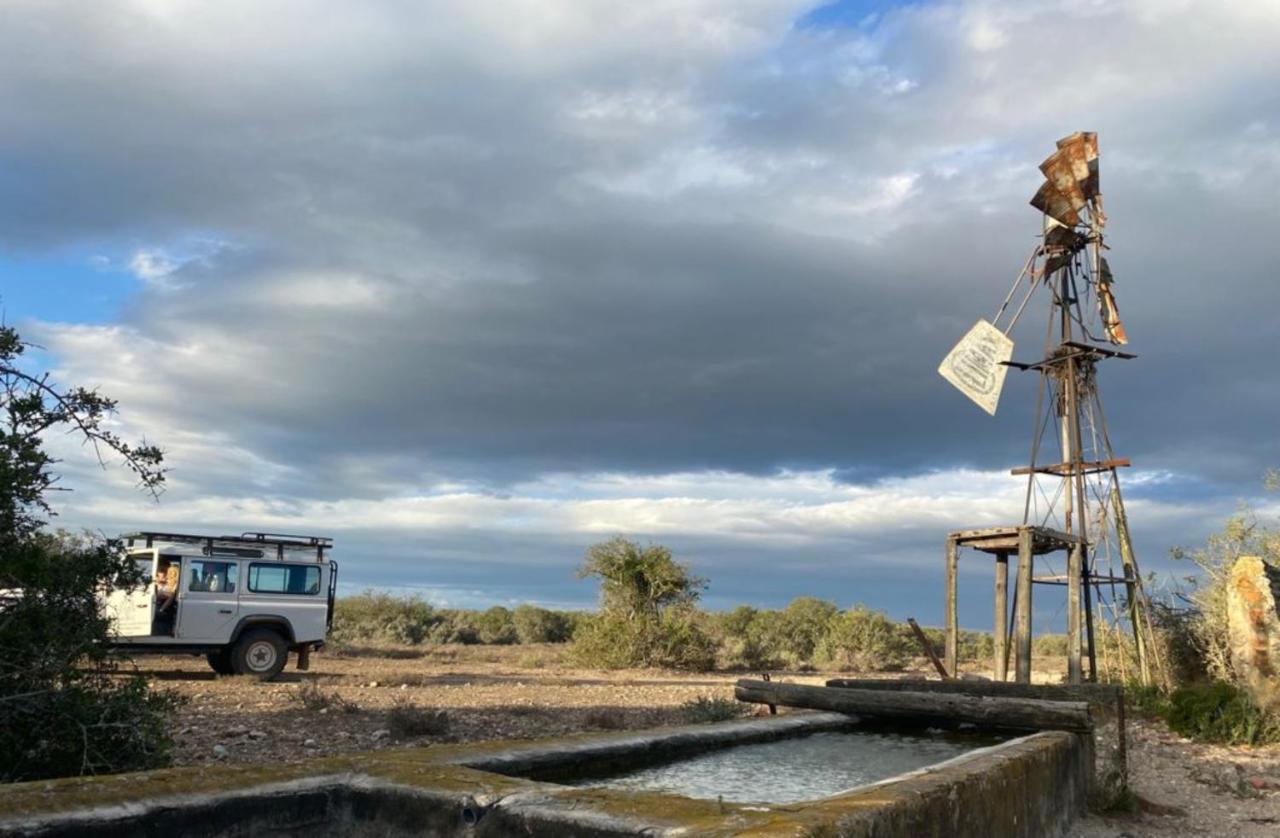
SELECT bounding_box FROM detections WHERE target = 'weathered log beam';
[824,678,1121,719]
[734,679,1093,733]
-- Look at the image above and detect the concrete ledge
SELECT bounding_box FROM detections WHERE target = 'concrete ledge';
[461,710,855,781]
[0,713,1092,837]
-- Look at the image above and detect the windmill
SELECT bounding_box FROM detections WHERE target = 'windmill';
[937,133,1166,687]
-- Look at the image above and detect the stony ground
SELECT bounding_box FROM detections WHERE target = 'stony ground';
[126,645,1280,836]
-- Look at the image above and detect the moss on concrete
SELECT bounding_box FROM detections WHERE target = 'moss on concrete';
[0,716,1092,837]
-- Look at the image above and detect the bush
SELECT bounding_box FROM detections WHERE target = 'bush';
[1,535,184,782]
[512,605,572,644]
[773,597,838,665]
[426,610,480,645]
[814,605,910,672]
[475,606,517,645]
[681,696,746,723]
[294,682,359,714]
[0,325,175,782]
[386,700,450,739]
[709,606,783,670]
[1164,682,1280,745]
[571,609,716,671]
[571,538,715,670]
[332,591,437,646]
[1033,633,1069,657]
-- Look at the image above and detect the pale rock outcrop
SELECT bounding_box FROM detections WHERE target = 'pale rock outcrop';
[1227,555,1280,707]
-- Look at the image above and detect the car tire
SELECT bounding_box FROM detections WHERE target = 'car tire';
[207,649,236,675]
[231,628,288,681]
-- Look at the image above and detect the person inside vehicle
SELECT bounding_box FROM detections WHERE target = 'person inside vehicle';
[153,558,180,635]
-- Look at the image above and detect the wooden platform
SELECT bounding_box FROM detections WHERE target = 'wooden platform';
[945,525,1086,685]
[949,526,1079,556]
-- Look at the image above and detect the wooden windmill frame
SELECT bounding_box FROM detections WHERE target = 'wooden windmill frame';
[940,133,1167,687]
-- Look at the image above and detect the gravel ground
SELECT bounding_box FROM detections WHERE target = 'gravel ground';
[125,645,1280,835]
[1071,718,1280,837]
[129,644,819,767]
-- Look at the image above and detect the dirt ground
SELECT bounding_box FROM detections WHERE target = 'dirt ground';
[127,645,1280,836]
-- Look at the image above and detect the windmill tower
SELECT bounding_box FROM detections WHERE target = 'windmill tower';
[938,133,1165,687]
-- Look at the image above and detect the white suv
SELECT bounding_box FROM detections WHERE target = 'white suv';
[102,531,336,680]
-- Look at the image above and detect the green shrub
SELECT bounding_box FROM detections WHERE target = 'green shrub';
[709,606,784,670]
[426,610,480,644]
[681,696,746,723]
[332,591,437,645]
[512,605,572,644]
[570,538,715,670]
[773,597,838,664]
[475,606,517,645]
[1,536,184,782]
[571,609,716,671]
[1164,681,1280,745]
[815,605,910,672]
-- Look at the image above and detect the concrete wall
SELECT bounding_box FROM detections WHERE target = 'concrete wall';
[0,714,1092,838]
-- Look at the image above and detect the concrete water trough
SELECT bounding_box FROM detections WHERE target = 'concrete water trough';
[0,685,1101,837]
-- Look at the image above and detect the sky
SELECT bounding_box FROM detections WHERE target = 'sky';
[2,0,1278,631]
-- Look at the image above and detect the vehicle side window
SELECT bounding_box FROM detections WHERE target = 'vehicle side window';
[247,563,320,595]
[187,560,238,593]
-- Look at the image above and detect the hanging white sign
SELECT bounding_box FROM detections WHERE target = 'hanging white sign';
[938,319,1014,416]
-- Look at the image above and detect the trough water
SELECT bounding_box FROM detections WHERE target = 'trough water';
[565,729,1006,804]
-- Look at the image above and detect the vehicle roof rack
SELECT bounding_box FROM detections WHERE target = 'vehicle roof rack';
[119,531,333,562]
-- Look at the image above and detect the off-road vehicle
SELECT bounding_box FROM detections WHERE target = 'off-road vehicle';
[102,531,336,680]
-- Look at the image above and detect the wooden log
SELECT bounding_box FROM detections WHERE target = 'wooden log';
[993,552,1009,682]
[734,679,1093,733]
[1067,542,1083,684]
[944,535,959,678]
[907,617,950,680]
[823,678,1121,719]
[1015,527,1034,683]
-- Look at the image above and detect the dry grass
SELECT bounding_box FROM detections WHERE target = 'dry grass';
[386,699,450,739]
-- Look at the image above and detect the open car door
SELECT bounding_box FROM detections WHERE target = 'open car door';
[104,550,156,638]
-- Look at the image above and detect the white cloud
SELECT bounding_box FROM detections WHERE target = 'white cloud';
[128,248,179,284]
[6,0,1279,608]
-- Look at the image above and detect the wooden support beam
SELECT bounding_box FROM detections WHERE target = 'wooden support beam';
[1067,542,1083,684]
[1032,574,1129,585]
[734,680,1093,733]
[994,552,1008,682]
[944,535,959,678]
[1010,458,1130,477]
[908,617,950,680]
[1015,527,1034,684]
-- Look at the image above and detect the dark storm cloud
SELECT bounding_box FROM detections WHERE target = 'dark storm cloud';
[2,1,1278,616]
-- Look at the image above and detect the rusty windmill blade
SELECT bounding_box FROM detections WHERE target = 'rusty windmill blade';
[1030,180,1080,227]
[1097,257,1128,345]
[1057,131,1101,198]
[1044,225,1085,252]
[1039,145,1088,213]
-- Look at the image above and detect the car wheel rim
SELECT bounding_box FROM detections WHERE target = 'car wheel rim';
[246,641,278,672]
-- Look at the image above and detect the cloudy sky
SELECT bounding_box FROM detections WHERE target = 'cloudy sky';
[2,0,1277,629]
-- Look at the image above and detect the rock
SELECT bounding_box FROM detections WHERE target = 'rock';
[248,730,267,740]
[370,729,390,741]
[226,725,249,736]
[303,739,318,748]
[212,745,228,759]
[367,681,379,688]
[318,708,328,715]
[1227,556,1280,706]
[960,673,991,682]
